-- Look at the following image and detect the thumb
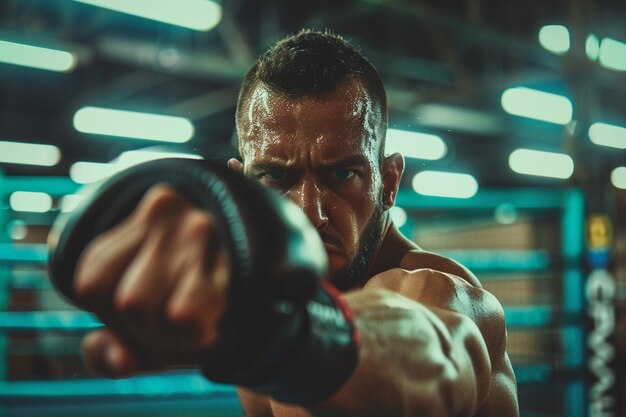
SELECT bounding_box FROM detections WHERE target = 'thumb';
[82,327,140,377]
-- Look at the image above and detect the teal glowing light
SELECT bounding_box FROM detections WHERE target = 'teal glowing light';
[115,149,202,170]
[73,107,195,143]
[385,129,447,160]
[509,149,574,179]
[0,141,61,166]
[389,207,407,227]
[10,192,53,213]
[72,0,222,31]
[69,161,116,184]
[538,25,570,55]
[611,167,626,190]
[0,40,76,72]
[588,122,626,149]
[501,87,573,125]
[412,171,478,199]
[598,37,626,72]
[586,34,600,61]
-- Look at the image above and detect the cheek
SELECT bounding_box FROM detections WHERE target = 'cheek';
[327,187,376,243]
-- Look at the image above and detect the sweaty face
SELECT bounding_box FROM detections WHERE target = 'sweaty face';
[238,81,386,290]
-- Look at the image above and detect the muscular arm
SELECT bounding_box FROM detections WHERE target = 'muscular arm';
[242,266,518,417]
[305,267,517,417]
[240,251,518,417]
[315,287,488,417]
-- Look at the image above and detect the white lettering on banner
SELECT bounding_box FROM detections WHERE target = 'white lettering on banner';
[586,269,616,417]
[307,301,344,327]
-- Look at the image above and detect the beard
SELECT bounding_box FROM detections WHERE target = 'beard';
[329,198,385,292]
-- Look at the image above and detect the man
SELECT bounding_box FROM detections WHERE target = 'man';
[73,30,519,416]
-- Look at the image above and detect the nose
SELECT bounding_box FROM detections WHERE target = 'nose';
[286,179,329,229]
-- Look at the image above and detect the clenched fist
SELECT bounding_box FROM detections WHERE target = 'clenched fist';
[48,159,353,403]
[74,185,228,376]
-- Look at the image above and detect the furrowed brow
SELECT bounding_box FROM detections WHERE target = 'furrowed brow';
[322,155,370,168]
[250,162,291,172]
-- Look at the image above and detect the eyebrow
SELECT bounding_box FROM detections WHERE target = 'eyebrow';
[249,162,289,172]
[250,155,371,172]
[323,155,371,168]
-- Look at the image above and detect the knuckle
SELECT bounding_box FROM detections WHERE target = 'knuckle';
[182,211,214,240]
[73,275,99,300]
[114,288,150,316]
[74,247,106,299]
[82,330,101,352]
[134,184,182,223]
[165,292,207,330]
[81,331,107,373]
[165,298,195,326]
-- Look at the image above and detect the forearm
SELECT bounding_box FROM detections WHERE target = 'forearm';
[309,288,491,417]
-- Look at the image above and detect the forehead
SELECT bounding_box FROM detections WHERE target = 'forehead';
[238,81,383,163]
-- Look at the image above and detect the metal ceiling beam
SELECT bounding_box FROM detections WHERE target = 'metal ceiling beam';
[360,0,562,69]
[79,71,173,105]
[166,86,240,120]
[366,49,456,85]
[216,13,255,68]
[96,35,248,82]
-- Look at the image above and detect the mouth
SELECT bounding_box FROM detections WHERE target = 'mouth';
[320,232,343,254]
[323,242,342,253]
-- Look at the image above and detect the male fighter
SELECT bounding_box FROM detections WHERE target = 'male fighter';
[71,30,519,416]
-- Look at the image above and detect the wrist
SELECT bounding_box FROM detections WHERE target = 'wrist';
[201,280,360,404]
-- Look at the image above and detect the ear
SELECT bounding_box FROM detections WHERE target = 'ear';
[381,153,404,210]
[227,158,244,173]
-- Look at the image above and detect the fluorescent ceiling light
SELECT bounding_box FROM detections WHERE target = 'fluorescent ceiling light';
[70,149,202,184]
[588,122,626,149]
[412,171,478,199]
[70,161,116,184]
[494,203,518,225]
[509,149,574,179]
[501,87,573,125]
[586,34,600,61]
[414,104,503,135]
[538,25,570,55]
[115,149,203,170]
[598,37,626,72]
[611,167,626,190]
[386,129,447,160]
[0,141,61,166]
[10,191,53,213]
[0,39,76,72]
[73,107,195,143]
[60,194,86,212]
[72,0,222,31]
[8,220,28,240]
[389,206,408,228]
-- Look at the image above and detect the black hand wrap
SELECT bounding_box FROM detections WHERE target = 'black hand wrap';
[48,158,359,404]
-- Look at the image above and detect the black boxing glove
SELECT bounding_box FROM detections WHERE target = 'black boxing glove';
[48,158,359,404]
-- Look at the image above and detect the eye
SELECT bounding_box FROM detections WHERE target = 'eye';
[261,170,287,181]
[333,168,354,180]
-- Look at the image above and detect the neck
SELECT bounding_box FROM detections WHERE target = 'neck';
[361,213,419,285]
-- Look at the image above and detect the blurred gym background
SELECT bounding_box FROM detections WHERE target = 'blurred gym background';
[0,0,625,416]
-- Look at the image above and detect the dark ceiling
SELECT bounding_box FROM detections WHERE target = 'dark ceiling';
[1,0,625,191]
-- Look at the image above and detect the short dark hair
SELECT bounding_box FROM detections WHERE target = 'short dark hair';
[236,29,387,153]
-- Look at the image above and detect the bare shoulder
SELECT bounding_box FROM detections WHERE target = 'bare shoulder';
[401,249,482,288]
[237,387,274,417]
[365,250,505,355]
[364,251,519,416]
